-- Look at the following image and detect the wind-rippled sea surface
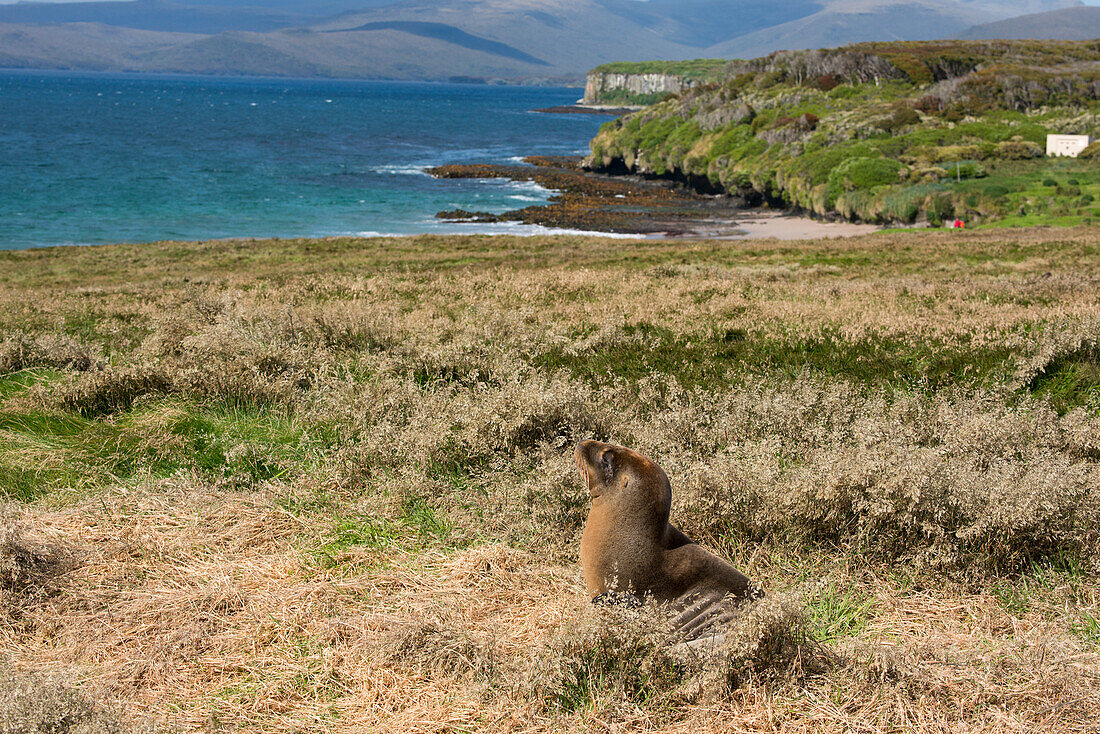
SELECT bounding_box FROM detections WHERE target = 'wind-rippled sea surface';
[0,71,615,249]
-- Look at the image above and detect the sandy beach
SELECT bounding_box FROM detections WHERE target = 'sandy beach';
[726,210,885,239]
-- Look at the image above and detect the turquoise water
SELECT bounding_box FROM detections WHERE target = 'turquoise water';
[0,71,615,249]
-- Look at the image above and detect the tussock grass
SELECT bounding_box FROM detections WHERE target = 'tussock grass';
[0,668,159,734]
[1,514,76,618]
[1,230,1099,731]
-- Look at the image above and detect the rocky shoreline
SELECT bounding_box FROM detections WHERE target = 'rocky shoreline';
[428,156,751,237]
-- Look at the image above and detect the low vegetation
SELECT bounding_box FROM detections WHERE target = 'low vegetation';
[588,40,1100,227]
[1,229,1099,731]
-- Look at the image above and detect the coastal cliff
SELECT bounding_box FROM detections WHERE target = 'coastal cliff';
[582,60,730,106]
[584,72,697,106]
[583,41,1100,228]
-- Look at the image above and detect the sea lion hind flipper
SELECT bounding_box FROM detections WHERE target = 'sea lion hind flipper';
[670,591,750,642]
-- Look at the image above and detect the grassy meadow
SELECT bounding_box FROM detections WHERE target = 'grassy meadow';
[1,229,1100,732]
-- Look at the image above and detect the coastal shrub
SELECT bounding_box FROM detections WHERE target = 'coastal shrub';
[1079,141,1100,160]
[826,157,904,206]
[923,144,986,164]
[708,126,764,161]
[995,138,1044,160]
[876,107,922,133]
[881,184,942,221]
[909,166,949,183]
[836,189,879,221]
[885,54,933,84]
[914,95,945,114]
[925,192,956,225]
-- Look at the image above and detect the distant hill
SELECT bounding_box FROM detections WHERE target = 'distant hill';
[595,0,826,48]
[958,6,1100,40]
[705,0,1082,58]
[0,0,314,34]
[0,0,1091,82]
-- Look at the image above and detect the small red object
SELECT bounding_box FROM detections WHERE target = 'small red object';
[953,219,965,229]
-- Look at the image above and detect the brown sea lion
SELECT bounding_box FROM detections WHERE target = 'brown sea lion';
[575,440,757,629]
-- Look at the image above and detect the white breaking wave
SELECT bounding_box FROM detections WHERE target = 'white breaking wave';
[355,230,407,238]
[371,165,431,176]
[443,221,641,238]
[510,180,553,195]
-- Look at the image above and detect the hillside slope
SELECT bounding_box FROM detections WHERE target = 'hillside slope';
[586,40,1100,227]
[0,22,200,71]
[959,6,1100,40]
[706,0,1080,58]
[0,0,313,34]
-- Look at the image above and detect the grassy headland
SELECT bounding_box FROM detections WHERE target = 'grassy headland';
[587,40,1100,228]
[1,230,1099,732]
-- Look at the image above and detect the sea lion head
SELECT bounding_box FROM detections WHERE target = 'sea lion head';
[574,440,672,527]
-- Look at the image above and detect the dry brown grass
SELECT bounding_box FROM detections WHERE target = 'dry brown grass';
[1,229,1099,732]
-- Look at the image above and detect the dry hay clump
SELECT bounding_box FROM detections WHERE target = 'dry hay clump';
[0,668,160,734]
[628,378,1100,574]
[532,591,823,715]
[1,514,75,615]
[0,331,98,374]
[382,616,498,682]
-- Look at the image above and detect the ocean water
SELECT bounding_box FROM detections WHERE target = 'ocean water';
[0,71,617,250]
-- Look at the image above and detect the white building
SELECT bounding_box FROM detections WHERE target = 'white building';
[1047,134,1092,158]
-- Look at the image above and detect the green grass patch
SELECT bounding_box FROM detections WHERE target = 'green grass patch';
[1071,609,1100,646]
[533,323,1016,390]
[993,551,1088,618]
[0,369,61,400]
[311,514,399,569]
[0,399,328,500]
[808,582,876,642]
[1025,343,1100,413]
[308,498,456,573]
[401,496,454,543]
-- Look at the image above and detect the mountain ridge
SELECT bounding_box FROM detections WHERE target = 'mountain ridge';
[0,0,1091,82]
[959,6,1100,40]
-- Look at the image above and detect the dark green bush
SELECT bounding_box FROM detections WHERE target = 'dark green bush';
[829,157,904,193]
